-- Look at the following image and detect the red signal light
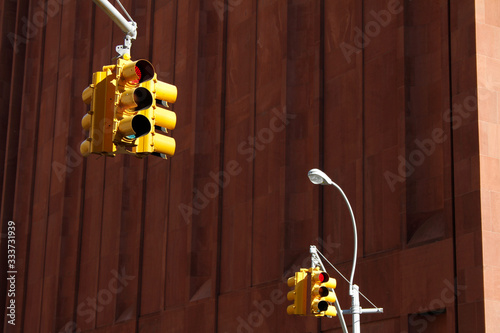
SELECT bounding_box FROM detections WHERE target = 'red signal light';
[135,65,142,80]
[130,66,142,85]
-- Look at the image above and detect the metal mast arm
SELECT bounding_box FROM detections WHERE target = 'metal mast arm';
[92,0,137,57]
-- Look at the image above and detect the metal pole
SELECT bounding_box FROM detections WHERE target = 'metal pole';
[93,0,135,35]
[351,285,361,333]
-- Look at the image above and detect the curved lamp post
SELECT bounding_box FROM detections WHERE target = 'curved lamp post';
[308,168,382,333]
[308,168,358,292]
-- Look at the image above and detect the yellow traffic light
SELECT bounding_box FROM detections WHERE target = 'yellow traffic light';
[310,268,337,317]
[286,269,308,316]
[80,55,177,159]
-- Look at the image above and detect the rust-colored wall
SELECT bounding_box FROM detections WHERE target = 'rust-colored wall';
[0,0,496,332]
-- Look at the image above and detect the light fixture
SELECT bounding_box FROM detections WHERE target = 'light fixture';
[308,168,333,185]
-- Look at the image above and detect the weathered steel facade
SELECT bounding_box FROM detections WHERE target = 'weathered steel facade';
[1,0,499,332]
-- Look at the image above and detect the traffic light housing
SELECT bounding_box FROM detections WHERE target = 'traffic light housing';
[310,268,337,317]
[80,55,177,159]
[112,57,155,153]
[80,67,116,156]
[287,269,308,315]
[134,69,177,158]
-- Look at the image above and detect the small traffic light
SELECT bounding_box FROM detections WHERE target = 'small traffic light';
[310,268,337,317]
[287,269,308,316]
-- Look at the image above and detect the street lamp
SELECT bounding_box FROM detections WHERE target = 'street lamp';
[307,168,358,291]
[308,168,382,333]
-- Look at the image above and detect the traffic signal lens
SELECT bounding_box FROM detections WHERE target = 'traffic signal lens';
[118,88,153,112]
[319,272,328,282]
[129,115,151,138]
[132,114,151,138]
[135,66,142,80]
[134,60,154,83]
[120,60,155,88]
[118,114,151,139]
[133,87,153,111]
[317,300,329,312]
[130,66,142,85]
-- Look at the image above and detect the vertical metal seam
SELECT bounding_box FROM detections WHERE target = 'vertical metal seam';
[39,0,64,330]
[250,0,258,288]
[94,0,116,324]
[318,1,326,330]
[319,0,325,253]
[72,0,96,330]
[361,0,366,262]
[19,0,47,330]
[135,0,155,330]
[447,0,459,331]
[214,0,229,330]
[163,0,179,311]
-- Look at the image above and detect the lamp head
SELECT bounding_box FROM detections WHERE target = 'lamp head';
[308,168,333,185]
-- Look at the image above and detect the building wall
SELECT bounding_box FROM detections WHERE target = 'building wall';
[475,0,500,331]
[0,0,496,332]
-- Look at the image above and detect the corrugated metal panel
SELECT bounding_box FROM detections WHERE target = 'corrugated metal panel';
[0,0,489,332]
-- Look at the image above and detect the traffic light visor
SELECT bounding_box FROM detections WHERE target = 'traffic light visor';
[119,87,153,112]
[155,107,176,130]
[312,271,329,283]
[154,134,176,157]
[118,60,155,89]
[82,86,93,104]
[118,114,152,139]
[156,80,177,104]
[80,140,91,157]
[81,114,91,131]
[121,60,155,84]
